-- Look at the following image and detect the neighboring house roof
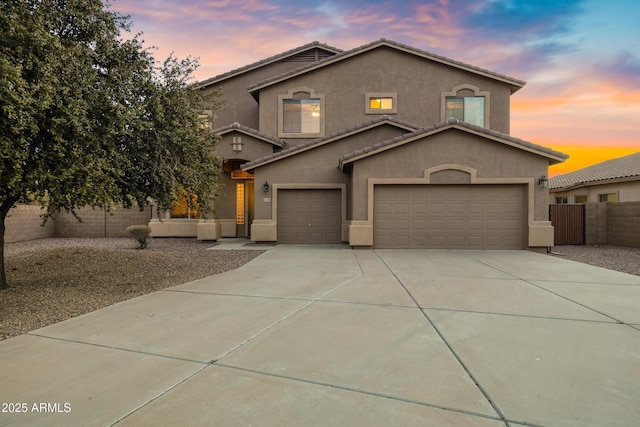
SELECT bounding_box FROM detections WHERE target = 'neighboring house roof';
[196,41,343,89]
[242,115,420,170]
[338,117,568,170]
[213,122,286,148]
[550,151,640,190]
[248,39,526,96]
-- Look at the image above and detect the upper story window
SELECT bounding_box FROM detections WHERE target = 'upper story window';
[365,92,397,114]
[278,87,325,138]
[441,84,489,128]
[283,99,320,133]
[445,96,485,127]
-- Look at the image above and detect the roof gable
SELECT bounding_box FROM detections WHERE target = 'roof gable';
[213,122,286,148]
[196,42,342,89]
[242,116,420,170]
[338,118,568,169]
[550,151,640,189]
[248,39,526,96]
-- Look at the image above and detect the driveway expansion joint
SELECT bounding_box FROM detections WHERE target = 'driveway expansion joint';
[214,363,505,424]
[374,249,509,425]
[25,332,208,365]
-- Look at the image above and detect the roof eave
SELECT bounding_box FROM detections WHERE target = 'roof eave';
[339,121,568,169]
[248,39,526,96]
[213,124,286,148]
[550,174,640,191]
[196,42,343,90]
[242,118,419,171]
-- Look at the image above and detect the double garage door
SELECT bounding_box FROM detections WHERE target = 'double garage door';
[374,184,526,249]
[278,189,341,244]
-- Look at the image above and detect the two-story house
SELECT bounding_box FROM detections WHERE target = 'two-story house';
[149,39,567,249]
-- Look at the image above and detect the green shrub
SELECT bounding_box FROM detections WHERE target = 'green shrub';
[127,225,151,249]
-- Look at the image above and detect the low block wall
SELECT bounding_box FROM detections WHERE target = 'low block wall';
[608,202,640,247]
[5,204,152,242]
[584,201,640,248]
[5,204,55,243]
[55,206,152,238]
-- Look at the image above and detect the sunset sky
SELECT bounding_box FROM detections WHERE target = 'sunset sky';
[109,0,639,176]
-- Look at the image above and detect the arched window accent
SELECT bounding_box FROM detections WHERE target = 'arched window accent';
[441,84,490,128]
[278,87,325,138]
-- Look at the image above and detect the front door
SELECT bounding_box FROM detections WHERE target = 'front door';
[235,180,254,238]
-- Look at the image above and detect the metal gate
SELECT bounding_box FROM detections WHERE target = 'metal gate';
[549,204,585,245]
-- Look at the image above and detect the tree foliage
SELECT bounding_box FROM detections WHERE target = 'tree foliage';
[0,0,222,288]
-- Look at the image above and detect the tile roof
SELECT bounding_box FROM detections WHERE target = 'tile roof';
[248,38,526,95]
[338,117,568,169]
[195,41,343,89]
[549,151,640,189]
[213,122,286,147]
[241,116,420,170]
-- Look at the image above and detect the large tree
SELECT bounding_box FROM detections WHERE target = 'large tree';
[0,0,222,289]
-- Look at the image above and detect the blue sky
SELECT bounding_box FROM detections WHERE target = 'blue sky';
[110,0,640,174]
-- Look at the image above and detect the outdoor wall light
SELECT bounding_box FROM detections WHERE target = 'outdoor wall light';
[262,181,270,192]
[231,136,243,153]
[538,175,549,189]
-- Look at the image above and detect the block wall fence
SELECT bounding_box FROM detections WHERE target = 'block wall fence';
[585,201,640,247]
[5,204,152,243]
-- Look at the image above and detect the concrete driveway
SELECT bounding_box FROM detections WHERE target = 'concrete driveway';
[1,245,639,426]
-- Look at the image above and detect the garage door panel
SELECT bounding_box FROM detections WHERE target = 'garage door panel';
[431,219,446,230]
[412,219,427,230]
[430,203,446,214]
[374,184,526,249]
[278,189,341,244]
[449,203,464,214]
[448,219,464,230]
[468,219,483,230]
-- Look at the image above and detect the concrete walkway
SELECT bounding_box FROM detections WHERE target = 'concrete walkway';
[1,246,639,426]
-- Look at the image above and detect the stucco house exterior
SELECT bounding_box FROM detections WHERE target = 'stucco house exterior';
[550,151,640,204]
[149,39,567,249]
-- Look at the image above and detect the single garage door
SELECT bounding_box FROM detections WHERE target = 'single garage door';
[374,184,526,249]
[278,189,341,244]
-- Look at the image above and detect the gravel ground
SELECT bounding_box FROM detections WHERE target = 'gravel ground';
[1,238,264,341]
[1,239,638,341]
[546,244,640,276]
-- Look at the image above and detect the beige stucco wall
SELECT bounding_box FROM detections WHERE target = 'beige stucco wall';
[257,46,513,139]
[202,57,333,130]
[551,180,640,203]
[250,123,414,220]
[345,129,553,247]
[349,129,550,221]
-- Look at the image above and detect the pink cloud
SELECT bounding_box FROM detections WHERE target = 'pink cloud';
[107,0,638,173]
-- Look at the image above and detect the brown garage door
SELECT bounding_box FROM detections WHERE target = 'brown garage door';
[278,189,341,244]
[374,184,526,249]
